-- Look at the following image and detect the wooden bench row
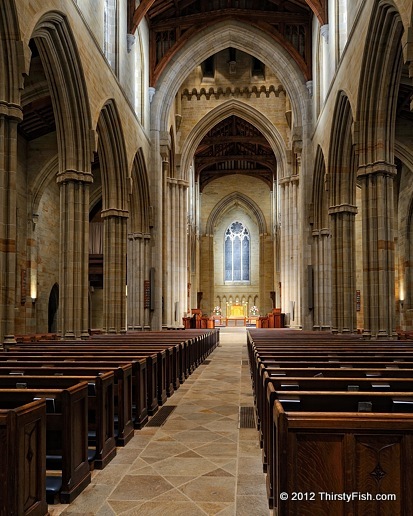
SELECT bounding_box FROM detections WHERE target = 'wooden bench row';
[247,329,413,515]
[0,329,219,514]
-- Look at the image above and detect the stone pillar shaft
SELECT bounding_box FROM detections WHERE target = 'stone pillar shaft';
[179,183,188,322]
[0,116,19,345]
[359,168,396,338]
[127,232,150,330]
[280,175,300,327]
[58,178,90,339]
[312,230,331,330]
[103,213,127,333]
[329,206,357,333]
[162,158,170,327]
[172,182,179,323]
[163,179,188,326]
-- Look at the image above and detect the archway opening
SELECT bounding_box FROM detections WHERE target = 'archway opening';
[48,283,59,333]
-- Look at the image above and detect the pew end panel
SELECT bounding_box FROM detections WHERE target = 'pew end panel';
[273,401,413,516]
[0,399,48,516]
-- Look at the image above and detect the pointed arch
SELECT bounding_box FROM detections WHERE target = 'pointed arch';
[327,91,357,334]
[129,148,151,234]
[312,145,328,230]
[151,20,308,136]
[48,283,59,333]
[31,11,93,177]
[311,145,332,331]
[206,192,267,236]
[356,2,404,171]
[0,0,23,110]
[96,99,129,214]
[328,91,356,207]
[356,2,405,338]
[29,155,59,216]
[181,99,286,182]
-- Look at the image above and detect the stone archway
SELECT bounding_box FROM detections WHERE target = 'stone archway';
[48,283,59,333]
[147,20,309,329]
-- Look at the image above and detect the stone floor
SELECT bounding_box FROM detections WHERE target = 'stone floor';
[49,327,270,515]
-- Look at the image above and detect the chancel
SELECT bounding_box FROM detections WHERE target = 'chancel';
[1,0,413,514]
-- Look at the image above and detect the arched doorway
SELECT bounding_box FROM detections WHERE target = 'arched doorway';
[48,283,59,333]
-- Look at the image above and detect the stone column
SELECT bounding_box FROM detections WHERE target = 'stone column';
[57,173,92,339]
[329,205,357,333]
[127,231,151,330]
[358,164,396,338]
[312,229,331,330]
[178,181,188,324]
[127,233,138,330]
[149,129,163,331]
[172,181,179,325]
[0,113,20,345]
[162,156,170,327]
[102,210,128,333]
[279,174,300,327]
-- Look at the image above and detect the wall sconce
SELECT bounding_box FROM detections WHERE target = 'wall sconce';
[399,299,404,309]
[30,282,37,304]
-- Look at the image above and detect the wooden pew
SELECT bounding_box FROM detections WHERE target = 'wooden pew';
[246,330,413,512]
[0,398,48,516]
[2,350,161,415]
[252,356,413,415]
[262,376,413,508]
[10,328,220,382]
[0,384,91,504]
[0,363,136,442]
[10,342,177,399]
[0,374,116,469]
[271,391,413,515]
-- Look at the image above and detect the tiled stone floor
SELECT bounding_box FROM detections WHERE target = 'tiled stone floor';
[49,328,270,515]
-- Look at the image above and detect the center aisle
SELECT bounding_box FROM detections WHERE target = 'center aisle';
[55,328,270,515]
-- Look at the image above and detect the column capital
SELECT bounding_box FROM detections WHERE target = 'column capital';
[328,204,358,215]
[312,228,331,237]
[357,161,397,179]
[101,208,129,219]
[177,178,189,188]
[128,232,151,240]
[320,24,329,43]
[56,170,93,184]
[279,174,299,185]
[0,101,23,122]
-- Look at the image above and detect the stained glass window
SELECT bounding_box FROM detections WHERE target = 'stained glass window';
[224,221,250,282]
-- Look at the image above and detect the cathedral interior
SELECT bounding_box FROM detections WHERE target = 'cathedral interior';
[1,0,413,342]
[2,2,413,515]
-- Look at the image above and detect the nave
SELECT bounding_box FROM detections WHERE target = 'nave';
[50,328,269,516]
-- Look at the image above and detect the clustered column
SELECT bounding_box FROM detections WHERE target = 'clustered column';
[57,173,92,339]
[328,204,357,333]
[164,177,188,326]
[102,210,128,333]
[279,174,300,327]
[359,165,396,338]
[127,232,151,330]
[312,229,331,330]
[0,112,20,345]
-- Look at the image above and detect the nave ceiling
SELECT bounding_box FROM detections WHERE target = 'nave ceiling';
[195,115,276,192]
[129,0,328,84]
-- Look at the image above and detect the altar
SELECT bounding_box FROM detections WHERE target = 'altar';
[225,316,246,327]
[225,303,248,326]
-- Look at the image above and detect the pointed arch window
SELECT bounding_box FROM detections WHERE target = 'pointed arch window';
[225,221,250,283]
